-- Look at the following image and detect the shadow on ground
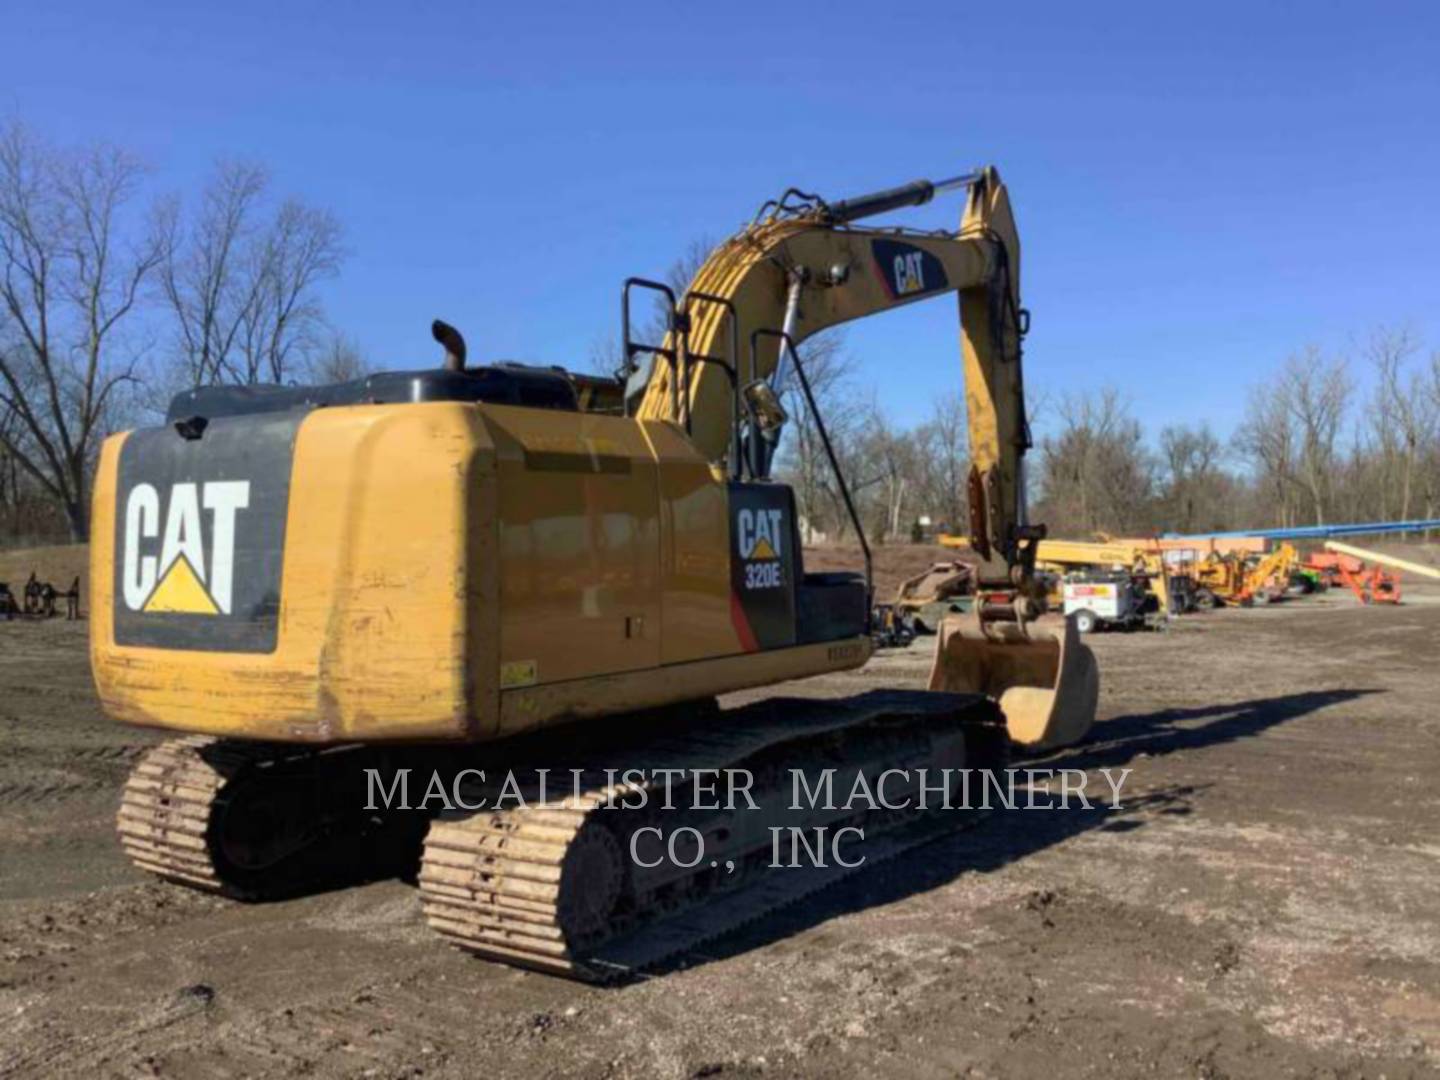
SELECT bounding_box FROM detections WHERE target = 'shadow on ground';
[660,687,1379,977]
[127,688,1378,980]
[1058,688,1384,770]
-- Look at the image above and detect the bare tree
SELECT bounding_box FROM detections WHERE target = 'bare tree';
[586,334,626,379]
[914,391,968,534]
[662,236,717,303]
[585,236,721,385]
[160,161,343,387]
[1428,350,1440,527]
[0,122,161,540]
[311,330,372,383]
[1284,347,1349,524]
[775,333,858,542]
[853,406,918,542]
[155,162,262,387]
[0,402,22,530]
[1157,422,1227,532]
[1035,388,1153,537]
[1234,378,1298,527]
[1234,347,1350,526]
[1366,325,1436,521]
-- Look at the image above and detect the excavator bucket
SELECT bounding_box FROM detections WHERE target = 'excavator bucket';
[927,608,1099,751]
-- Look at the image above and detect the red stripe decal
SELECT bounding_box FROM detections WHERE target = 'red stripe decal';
[869,254,896,300]
[729,591,759,653]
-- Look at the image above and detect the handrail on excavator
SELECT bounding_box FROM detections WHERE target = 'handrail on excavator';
[751,328,873,610]
[679,290,742,479]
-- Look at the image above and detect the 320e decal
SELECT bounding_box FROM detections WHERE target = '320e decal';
[727,485,798,651]
[737,506,785,591]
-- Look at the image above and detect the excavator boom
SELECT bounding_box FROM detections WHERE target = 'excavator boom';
[638,167,1029,567]
[632,167,1094,751]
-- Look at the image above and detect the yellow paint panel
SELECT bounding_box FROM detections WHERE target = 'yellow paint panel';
[637,420,738,665]
[142,556,219,614]
[484,405,662,686]
[498,637,872,736]
[90,393,856,746]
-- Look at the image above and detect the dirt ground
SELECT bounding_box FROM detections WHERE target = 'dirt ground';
[2,552,1439,1078]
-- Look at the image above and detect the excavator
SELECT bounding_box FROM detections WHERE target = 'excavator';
[1191,541,1301,607]
[91,166,1098,979]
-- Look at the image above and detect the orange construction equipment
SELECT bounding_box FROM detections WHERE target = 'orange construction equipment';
[1333,561,1400,604]
[1302,549,1361,586]
[1301,550,1393,602]
[1316,540,1440,605]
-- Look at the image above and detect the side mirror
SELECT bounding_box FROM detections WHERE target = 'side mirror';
[742,380,788,437]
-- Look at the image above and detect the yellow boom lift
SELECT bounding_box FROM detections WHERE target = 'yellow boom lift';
[92,167,1097,979]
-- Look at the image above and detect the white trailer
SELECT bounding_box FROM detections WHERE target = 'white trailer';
[1062,574,1146,633]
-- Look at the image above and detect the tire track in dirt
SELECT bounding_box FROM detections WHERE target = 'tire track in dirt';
[0,883,228,974]
[0,781,109,806]
[0,746,149,807]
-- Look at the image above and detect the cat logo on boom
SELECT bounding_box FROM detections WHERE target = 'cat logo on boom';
[737,506,784,590]
[871,239,948,301]
[121,481,251,616]
[892,250,926,295]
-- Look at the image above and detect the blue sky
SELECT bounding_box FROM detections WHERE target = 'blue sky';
[10,1,1439,440]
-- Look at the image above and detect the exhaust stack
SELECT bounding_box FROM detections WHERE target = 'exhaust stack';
[432,320,467,372]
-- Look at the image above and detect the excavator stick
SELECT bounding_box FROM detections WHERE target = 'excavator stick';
[927,607,1099,752]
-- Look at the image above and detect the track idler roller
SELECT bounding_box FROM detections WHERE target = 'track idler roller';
[928,608,1099,751]
[556,823,626,945]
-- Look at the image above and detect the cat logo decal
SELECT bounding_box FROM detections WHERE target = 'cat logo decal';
[121,481,250,616]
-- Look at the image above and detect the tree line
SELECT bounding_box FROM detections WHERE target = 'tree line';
[778,325,1440,545]
[0,121,361,544]
[4,122,1435,551]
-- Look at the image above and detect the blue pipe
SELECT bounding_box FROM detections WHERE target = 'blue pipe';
[1162,519,1440,541]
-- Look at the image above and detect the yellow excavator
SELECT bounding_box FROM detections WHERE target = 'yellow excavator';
[1191,542,1300,606]
[91,167,1098,979]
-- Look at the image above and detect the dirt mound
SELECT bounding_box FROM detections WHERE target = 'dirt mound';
[805,542,973,599]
